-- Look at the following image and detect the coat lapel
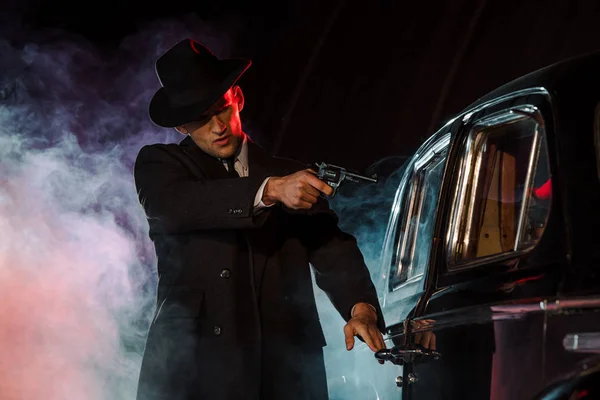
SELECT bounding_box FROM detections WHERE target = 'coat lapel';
[179,135,230,179]
[178,135,276,179]
[246,137,275,178]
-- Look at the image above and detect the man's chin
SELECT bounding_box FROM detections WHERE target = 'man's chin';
[213,145,236,159]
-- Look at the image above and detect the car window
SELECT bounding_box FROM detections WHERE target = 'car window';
[448,107,551,268]
[389,134,449,290]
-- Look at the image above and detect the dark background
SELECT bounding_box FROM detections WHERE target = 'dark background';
[6,0,600,171]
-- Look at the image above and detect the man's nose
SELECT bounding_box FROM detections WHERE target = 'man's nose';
[210,115,227,133]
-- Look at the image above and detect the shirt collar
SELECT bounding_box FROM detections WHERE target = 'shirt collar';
[219,134,248,175]
[237,134,248,171]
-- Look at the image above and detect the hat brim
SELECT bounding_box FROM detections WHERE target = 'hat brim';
[148,58,251,128]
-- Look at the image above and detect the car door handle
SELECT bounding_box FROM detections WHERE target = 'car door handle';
[563,332,600,353]
[375,344,441,365]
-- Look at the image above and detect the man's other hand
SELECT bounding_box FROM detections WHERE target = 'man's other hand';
[263,169,334,209]
[344,302,386,364]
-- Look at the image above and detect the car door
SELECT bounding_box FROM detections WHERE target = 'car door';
[400,90,556,400]
[351,128,452,399]
[319,129,452,400]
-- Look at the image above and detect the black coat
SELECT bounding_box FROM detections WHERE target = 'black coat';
[134,135,383,400]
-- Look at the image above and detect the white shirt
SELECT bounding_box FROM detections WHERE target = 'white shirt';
[221,135,272,211]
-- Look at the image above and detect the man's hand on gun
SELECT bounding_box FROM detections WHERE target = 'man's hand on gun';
[263,169,333,210]
[263,162,378,209]
[314,162,378,198]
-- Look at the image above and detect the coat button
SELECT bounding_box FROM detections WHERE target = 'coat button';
[228,208,234,215]
[213,326,222,336]
[220,269,231,279]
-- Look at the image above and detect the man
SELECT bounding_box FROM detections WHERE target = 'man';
[134,38,385,400]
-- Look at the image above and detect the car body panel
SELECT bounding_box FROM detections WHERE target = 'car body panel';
[338,52,600,399]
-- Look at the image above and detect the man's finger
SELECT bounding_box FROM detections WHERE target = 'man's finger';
[301,184,321,199]
[290,200,313,210]
[299,191,318,204]
[295,184,318,205]
[370,327,386,364]
[369,327,386,353]
[372,328,386,351]
[354,324,379,353]
[414,333,423,347]
[301,169,334,196]
[319,182,334,197]
[421,333,431,349]
[344,324,355,350]
[304,173,334,196]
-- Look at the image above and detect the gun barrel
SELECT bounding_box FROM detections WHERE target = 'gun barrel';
[346,171,378,183]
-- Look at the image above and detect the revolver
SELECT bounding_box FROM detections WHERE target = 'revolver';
[314,162,378,198]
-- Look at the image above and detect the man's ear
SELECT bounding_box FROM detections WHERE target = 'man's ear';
[175,125,188,135]
[232,85,245,112]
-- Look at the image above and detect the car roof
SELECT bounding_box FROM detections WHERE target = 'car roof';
[458,50,600,114]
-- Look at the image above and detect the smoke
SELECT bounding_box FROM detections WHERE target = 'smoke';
[331,156,409,282]
[315,157,409,400]
[0,14,237,400]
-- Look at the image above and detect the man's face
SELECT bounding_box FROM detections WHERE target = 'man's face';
[178,86,245,159]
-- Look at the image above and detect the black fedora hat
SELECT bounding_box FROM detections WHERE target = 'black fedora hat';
[149,39,251,128]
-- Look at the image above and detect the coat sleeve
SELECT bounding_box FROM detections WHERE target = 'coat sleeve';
[298,201,386,332]
[134,144,271,233]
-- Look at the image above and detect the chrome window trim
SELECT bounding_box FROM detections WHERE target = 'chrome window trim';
[386,133,451,292]
[394,174,419,282]
[458,87,549,126]
[380,87,550,293]
[382,160,416,282]
[446,105,549,270]
[515,108,543,249]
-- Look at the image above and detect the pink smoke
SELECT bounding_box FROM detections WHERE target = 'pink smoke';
[0,137,143,400]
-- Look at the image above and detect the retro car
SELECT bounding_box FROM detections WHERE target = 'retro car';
[329,51,600,400]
